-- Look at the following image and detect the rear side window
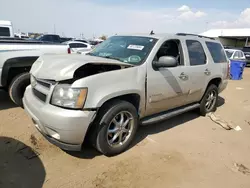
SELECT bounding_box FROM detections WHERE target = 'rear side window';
[0,27,10,37]
[69,43,77,48]
[233,51,239,59]
[205,42,227,63]
[42,35,50,41]
[186,40,206,66]
[240,51,245,58]
[51,35,59,41]
[77,43,87,48]
[225,51,233,58]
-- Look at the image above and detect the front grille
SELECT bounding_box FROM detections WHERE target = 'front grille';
[32,88,47,102]
[32,77,54,103]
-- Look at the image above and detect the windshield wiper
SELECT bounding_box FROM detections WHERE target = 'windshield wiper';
[103,56,124,63]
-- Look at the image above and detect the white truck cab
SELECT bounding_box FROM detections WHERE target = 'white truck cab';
[0,20,14,38]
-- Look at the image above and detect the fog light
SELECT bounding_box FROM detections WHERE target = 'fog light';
[45,127,60,140]
[51,133,60,140]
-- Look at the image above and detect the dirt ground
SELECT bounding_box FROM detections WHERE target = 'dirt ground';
[1,69,250,188]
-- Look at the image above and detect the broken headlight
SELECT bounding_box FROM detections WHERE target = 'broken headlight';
[51,84,87,109]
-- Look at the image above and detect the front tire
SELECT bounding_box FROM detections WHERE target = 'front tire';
[199,84,218,116]
[8,73,30,107]
[92,100,138,156]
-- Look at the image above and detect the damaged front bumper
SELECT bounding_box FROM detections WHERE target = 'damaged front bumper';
[23,85,96,151]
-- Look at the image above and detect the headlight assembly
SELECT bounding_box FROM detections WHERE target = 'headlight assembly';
[51,84,87,109]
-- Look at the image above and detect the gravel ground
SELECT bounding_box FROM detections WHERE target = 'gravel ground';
[1,68,250,188]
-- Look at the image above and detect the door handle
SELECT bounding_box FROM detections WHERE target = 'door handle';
[204,69,211,75]
[179,72,188,80]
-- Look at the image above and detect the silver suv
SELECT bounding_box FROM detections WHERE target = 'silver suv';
[23,33,229,156]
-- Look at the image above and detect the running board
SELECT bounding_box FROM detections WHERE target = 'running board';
[141,103,200,126]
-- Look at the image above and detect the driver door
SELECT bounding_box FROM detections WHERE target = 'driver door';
[145,39,192,116]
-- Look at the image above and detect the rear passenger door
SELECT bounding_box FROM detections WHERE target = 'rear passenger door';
[184,40,210,104]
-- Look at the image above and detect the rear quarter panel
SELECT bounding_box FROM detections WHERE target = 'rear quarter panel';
[202,40,229,94]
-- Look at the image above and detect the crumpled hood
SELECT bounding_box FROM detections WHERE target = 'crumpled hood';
[30,54,133,81]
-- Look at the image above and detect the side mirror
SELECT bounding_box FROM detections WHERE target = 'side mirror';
[153,56,177,68]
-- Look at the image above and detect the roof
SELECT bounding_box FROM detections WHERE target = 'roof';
[0,20,12,26]
[114,33,216,41]
[200,28,250,38]
[224,49,243,52]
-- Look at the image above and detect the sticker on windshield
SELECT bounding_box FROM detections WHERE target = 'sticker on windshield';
[127,45,144,50]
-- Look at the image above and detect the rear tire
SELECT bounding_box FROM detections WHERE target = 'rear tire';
[199,84,218,116]
[8,73,30,107]
[91,100,138,156]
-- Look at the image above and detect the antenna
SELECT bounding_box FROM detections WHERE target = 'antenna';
[150,30,155,35]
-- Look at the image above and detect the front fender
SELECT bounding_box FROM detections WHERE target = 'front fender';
[72,65,146,109]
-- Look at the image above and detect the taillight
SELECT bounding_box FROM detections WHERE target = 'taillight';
[67,48,71,54]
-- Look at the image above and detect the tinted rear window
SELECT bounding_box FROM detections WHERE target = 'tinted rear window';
[77,43,87,48]
[0,27,10,37]
[206,42,227,63]
[243,47,250,53]
[186,40,206,66]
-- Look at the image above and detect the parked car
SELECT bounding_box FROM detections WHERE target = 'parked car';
[31,34,62,43]
[23,33,229,156]
[0,39,71,106]
[60,37,73,43]
[242,46,250,65]
[225,49,246,60]
[63,41,92,54]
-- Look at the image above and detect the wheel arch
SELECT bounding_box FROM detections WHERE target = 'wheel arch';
[207,77,222,88]
[200,77,222,102]
[100,93,141,112]
[1,56,39,87]
[95,92,142,114]
[83,93,141,145]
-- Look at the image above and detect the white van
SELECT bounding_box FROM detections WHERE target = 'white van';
[0,20,14,38]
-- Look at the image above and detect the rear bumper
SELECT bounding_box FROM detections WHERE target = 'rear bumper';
[23,85,96,151]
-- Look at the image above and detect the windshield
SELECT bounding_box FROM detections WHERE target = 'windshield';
[225,50,233,58]
[88,36,157,65]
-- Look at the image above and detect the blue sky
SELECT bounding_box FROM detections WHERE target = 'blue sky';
[0,0,250,38]
[90,0,249,11]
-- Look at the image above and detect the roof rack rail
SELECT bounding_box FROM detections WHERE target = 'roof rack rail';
[176,33,215,40]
